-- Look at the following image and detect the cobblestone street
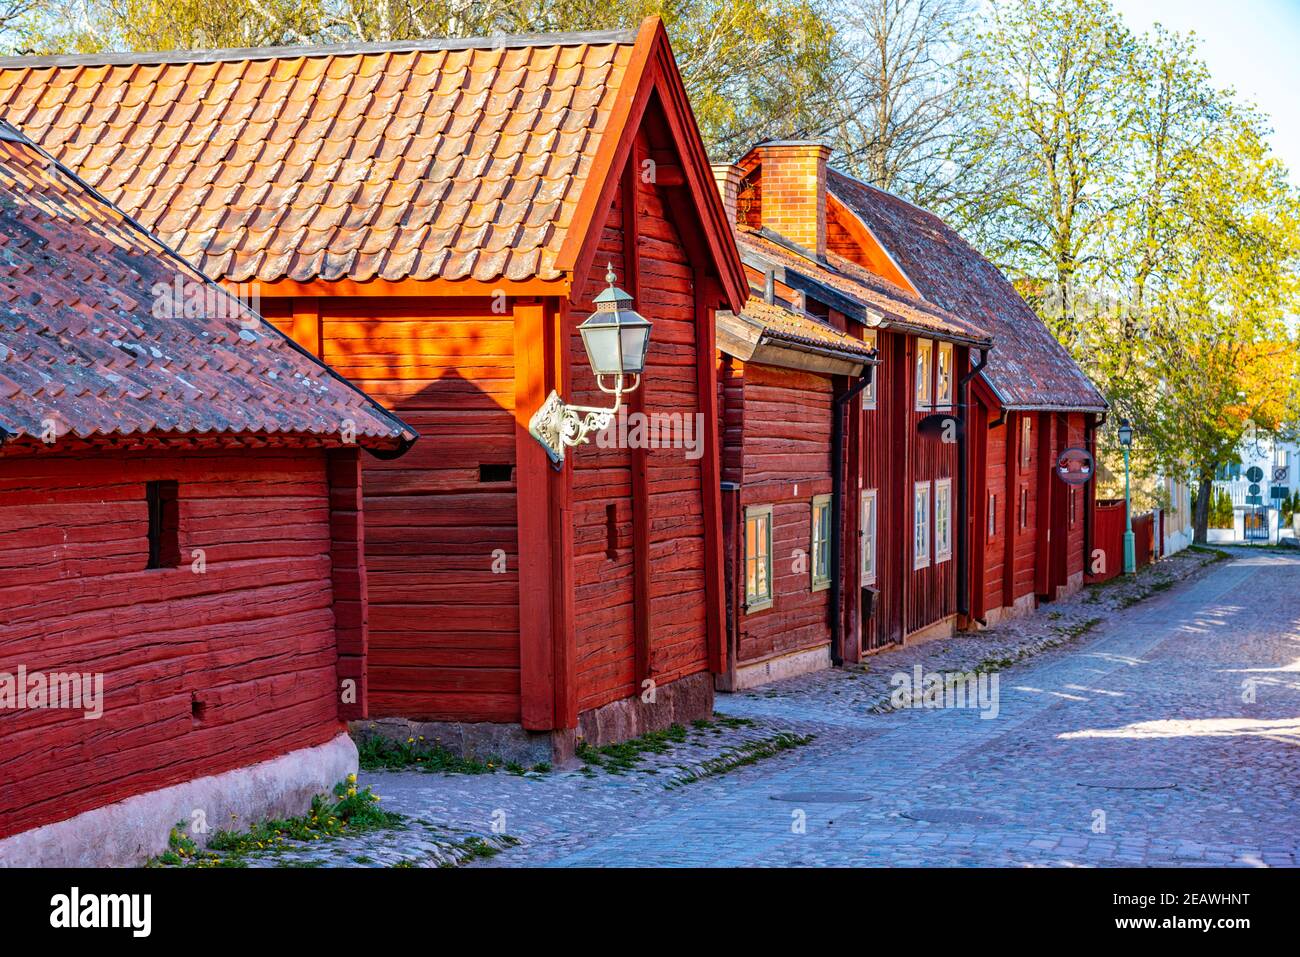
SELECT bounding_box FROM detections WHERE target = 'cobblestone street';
[322,548,1300,867]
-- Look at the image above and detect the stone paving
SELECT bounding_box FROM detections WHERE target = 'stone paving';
[268,546,1300,867]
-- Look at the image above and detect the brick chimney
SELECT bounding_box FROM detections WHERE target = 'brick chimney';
[757,141,831,258]
[711,163,742,225]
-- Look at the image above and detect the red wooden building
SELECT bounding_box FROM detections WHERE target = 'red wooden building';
[0,19,748,760]
[827,173,1108,624]
[711,145,993,677]
[714,295,878,688]
[0,120,414,864]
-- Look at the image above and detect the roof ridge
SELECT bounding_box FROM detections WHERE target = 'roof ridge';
[0,27,639,69]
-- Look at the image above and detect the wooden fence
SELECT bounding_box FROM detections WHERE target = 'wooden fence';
[1087,499,1155,584]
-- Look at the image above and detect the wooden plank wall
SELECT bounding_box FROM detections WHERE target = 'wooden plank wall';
[0,448,343,839]
[293,296,521,722]
[733,362,834,666]
[569,159,710,713]
[328,447,367,721]
[982,414,1008,615]
[570,185,638,713]
[1009,411,1040,603]
[905,339,959,635]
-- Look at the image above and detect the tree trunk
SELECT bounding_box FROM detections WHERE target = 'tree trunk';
[1193,473,1213,545]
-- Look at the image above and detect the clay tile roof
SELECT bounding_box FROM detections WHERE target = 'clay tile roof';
[828,169,1106,412]
[737,296,878,361]
[736,228,990,345]
[0,119,416,451]
[0,28,639,285]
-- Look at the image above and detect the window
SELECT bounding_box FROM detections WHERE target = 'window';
[988,492,997,538]
[1020,416,1032,470]
[935,478,952,562]
[1069,488,1077,527]
[913,481,931,569]
[811,495,832,590]
[861,330,879,410]
[146,480,180,569]
[936,341,954,407]
[744,505,773,610]
[915,338,933,409]
[860,489,878,586]
[1019,485,1029,530]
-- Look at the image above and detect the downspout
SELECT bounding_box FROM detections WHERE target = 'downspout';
[957,347,990,621]
[829,357,876,667]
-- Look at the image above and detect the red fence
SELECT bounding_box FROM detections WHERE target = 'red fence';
[1087,499,1155,584]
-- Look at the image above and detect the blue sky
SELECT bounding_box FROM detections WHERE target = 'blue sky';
[1111,0,1300,183]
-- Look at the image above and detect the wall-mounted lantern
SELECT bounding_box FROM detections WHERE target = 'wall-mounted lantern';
[529,265,652,465]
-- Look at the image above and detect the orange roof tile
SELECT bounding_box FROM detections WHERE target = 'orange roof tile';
[0,30,641,285]
[735,297,878,361]
[0,120,415,450]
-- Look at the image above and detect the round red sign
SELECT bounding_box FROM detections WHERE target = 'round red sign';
[1055,447,1094,486]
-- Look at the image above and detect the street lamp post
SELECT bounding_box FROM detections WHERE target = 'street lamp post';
[1118,418,1136,574]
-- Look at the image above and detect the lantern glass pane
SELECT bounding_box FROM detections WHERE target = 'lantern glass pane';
[580,322,623,376]
[620,323,650,374]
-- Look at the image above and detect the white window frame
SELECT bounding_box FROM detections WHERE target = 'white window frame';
[915,338,933,410]
[988,492,997,539]
[934,478,953,563]
[861,329,879,410]
[1019,485,1029,530]
[810,494,832,591]
[936,341,954,408]
[744,504,774,611]
[1020,416,1032,470]
[913,481,931,569]
[860,488,878,586]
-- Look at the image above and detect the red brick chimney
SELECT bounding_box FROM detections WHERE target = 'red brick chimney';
[757,141,831,258]
[711,163,742,225]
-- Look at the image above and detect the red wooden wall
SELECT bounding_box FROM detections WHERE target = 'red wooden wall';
[723,361,835,667]
[0,447,348,839]
[570,136,711,713]
[263,295,522,723]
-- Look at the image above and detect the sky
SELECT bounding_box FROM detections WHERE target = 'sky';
[1111,0,1300,183]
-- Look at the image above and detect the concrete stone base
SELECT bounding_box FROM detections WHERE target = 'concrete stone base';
[904,613,957,646]
[1055,571,1085,601]
[717,644,831,692]
[358,673,716,767]
[577,671,714,752]
[982,592,1038,627]
[355,717,558,767]
[0,732,357,868]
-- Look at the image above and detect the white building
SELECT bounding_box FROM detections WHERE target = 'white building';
[1210,431,1300,543]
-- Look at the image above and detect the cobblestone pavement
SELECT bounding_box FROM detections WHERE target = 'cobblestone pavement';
[297,547,1299,867]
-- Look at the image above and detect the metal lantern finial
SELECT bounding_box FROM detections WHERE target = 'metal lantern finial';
[605,262,618,286]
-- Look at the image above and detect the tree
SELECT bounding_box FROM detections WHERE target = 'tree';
[1117,106,1300,544]
[825,0,976,206]
[943,0,1139,340]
